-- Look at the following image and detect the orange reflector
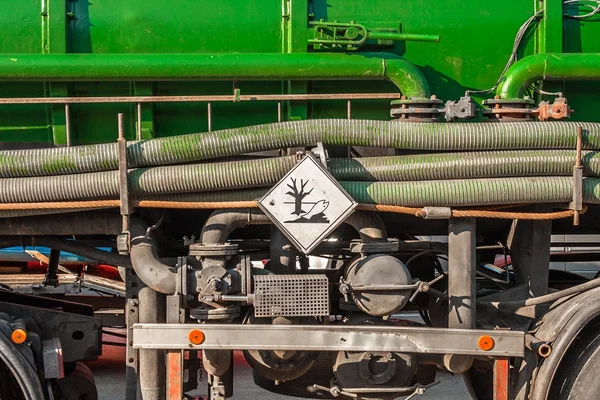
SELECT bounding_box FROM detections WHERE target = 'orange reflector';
[188,329,205,345]
[478,335,495,351]
[11,329,27,345]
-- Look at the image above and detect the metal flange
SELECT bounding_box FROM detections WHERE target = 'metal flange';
[482,97,535,121]
[189,243,239,257]
[390,96,444,122]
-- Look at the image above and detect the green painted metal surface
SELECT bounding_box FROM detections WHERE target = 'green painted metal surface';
[0,0,599,145]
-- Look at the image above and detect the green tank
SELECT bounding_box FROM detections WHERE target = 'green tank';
[1,0,599,146]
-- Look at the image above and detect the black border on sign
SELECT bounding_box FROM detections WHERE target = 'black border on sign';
[258,153,358,254]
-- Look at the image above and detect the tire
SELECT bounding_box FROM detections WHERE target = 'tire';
[550,332,600,399]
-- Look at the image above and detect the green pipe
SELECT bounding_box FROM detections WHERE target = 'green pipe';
[368,32,440,43]
[0,53,429,99]
[498,53,600,99]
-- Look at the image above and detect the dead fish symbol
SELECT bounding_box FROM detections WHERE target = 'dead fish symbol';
[300,200,329,219]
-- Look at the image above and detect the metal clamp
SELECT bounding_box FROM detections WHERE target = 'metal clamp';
[308,381,440,399]
[570,126,584,225]
[117,113,132,254]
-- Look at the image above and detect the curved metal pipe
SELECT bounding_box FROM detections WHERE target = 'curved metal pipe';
[0,53,429,99]
[343,211,387,242]
[129,219,177,295]
[498,53,600,99]
[200,209,272,245]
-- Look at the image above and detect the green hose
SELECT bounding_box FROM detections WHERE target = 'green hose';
[342,177,600,207]
[152,177,600,208]
[1,120,599,178]
[0,151,598,203]
[330,150,600,181]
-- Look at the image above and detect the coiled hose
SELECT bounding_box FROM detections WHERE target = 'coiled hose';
[0,151,598,203]
[0,120,598,178]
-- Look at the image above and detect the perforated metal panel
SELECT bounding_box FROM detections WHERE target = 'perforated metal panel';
[253,274,329,317]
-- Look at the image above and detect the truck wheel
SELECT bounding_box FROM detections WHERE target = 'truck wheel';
[58,362,98,400]
[550,333,600,399]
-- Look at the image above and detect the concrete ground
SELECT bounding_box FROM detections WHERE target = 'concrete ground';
[87,332,471,400]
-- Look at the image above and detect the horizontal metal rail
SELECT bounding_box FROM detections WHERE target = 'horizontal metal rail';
[0,92,401,105]
[132,323,525,357]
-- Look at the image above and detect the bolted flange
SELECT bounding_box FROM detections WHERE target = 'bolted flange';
[390,95,444,122]
[482,96,535,121]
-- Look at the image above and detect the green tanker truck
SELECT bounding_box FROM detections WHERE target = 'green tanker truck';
[1,1,600,399]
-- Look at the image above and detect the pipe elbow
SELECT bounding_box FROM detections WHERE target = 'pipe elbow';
[130,219,177,295]
[200,209,271,245]
[497,54,547,99]
[383,56,430,99]
[343,211,388,242]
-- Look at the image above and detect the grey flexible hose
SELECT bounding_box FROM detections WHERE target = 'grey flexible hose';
[0,151,598,203]
[0,120,598,178]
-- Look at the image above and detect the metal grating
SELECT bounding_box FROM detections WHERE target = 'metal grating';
[253,274,329,318]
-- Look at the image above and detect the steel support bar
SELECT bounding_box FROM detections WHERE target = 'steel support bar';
[132,324,525,357]
[0,93,401,105]
[446,217,476,373]
[0,53,430,98]
[448,218,476,330]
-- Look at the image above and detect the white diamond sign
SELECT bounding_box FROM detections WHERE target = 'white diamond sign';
[258,154,357,254]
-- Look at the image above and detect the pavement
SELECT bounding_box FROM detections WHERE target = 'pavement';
[87,333,471,400]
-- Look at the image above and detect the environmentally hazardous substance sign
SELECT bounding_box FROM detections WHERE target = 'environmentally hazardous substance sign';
[259,154,357,254]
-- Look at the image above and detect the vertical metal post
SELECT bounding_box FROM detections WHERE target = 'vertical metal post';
[445,217,476,373]
[509,207,552,299]
[136,103,142,141]
[65,104,71,147]
[117,113,130,233]
[125,268,140,400]
[494,357,510,400]
[573,126,583,226]
[277,101,282,123]
[208,102,213,132]
[347,100,352,119]
[139,285,166,400]
[166,295,184,400]
[43,248,60,287]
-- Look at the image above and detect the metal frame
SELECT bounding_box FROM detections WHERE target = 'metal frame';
[132,324,525,357]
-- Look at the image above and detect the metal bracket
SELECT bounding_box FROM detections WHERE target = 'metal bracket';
[309,381,440,399]
[310,142,329,168]
[570,126,584,225]
[444,96,479,121]
[537,97,571,121]
[117,113,132,254]
[309,20,439,51]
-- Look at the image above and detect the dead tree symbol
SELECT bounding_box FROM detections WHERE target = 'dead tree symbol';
[286,178,313,216]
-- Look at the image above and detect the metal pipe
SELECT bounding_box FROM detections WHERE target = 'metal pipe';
[269,225,299,274]
[200,209,272,245]
[444,218,476,374]
[138,285,166,400]
[343,211,387,242]
[129,219,177,295]
[0,53,430,99]
[498,53,600,99]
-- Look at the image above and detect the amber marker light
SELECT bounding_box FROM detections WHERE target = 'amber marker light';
[478,335,495,351]
[11,329,27,345]
[188,329,205,345]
